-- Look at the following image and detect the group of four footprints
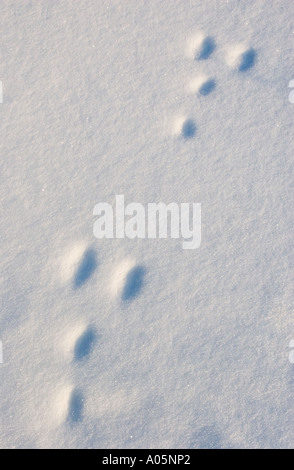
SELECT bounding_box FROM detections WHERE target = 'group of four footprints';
[61,245,145,424]
[178,33,256,139]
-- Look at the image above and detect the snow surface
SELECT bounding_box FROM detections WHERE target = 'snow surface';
[0,0,293,449]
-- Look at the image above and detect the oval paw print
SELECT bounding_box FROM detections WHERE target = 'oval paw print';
[60,243,98,289]
[187,33,216,60]
[226,45,257,72]
[73,248,97,289]
[181,119,196,139]
[67,388,84,424]
[112,259,146,302]
[122,265,145,301]
[74,326,97,362]
[188,76,216,96]
[173,117,197,139]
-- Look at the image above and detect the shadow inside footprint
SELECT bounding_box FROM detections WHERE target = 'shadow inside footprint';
[239,48,256,72]
[74,327,97,361]
[191,426,222,449]
[74,249,97,289]
[68,389,84,423]
[196,37,215,60]
[182,119,196,139]
[122,266,145,301]
[199,79,215,96]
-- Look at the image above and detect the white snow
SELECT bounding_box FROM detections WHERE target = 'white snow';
[0,0,293,449]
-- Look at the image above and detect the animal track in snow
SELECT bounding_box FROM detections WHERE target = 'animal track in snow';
[174,117,197,139]
[226,45,256,72]
[60,243,97,289]
[122,265,145,301]
[54,385,84,425]
[63,324,97,362]
[56,252,146,428]
[57,326,96,426]
[67,388,84,423]
[188,76,216,96]
[187,34,216,61]
[176,35,257,137]
[198,79,215,96]
[112,259,145,302]
[74,326,97,361]
[181,118,197,139]
[191,425,223,449]
[73,248,97,289]
[55,385,85,424]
